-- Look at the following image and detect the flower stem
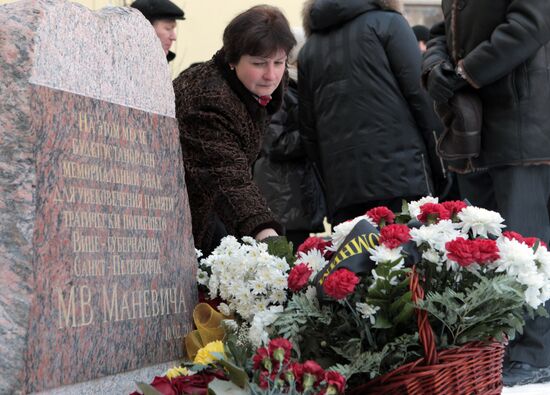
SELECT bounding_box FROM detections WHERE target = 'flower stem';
[345,298,376,348]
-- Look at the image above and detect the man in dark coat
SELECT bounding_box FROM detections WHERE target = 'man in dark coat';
[131,0,184,62]
[299,0,435,226]
[422,0,550,386]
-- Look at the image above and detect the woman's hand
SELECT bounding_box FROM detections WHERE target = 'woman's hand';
[255,228,278,241]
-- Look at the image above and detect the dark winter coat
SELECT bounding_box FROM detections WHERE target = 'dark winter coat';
[174,50,284,253]
[253,79,326,233]
[299,0,434,219]
[423,0,550,168]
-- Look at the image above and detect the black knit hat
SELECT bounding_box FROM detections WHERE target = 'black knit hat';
[131,0,185,22]
[412,25,430,43]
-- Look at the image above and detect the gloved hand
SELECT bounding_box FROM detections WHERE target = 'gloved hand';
[427,62,468,103]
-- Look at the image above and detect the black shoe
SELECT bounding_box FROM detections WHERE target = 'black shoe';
[503,361,550,387]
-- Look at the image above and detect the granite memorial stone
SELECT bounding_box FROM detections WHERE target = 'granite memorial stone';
[0,0,196,393]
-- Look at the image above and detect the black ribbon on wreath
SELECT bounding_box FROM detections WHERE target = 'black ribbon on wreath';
[314,219,421,298]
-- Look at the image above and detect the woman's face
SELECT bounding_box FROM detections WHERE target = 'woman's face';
[232,49,287,97]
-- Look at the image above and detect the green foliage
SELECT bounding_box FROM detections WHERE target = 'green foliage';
[329,333,420,383]
[418,273,527,345]
[208,379,249,395]
[271,292,332,343]
[269,259,418,381]
[263,236,296,266]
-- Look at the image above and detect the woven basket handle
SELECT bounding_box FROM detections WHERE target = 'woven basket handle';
[410,266,439,365]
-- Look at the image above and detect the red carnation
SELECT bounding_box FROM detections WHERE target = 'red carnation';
[418,203,451,223]
[290,361,304,382]
[473,238,500,263]
[268,338,293,363]
[253,346,270,370]
[446,237,499,267]
[441,200,467,218]
[366,206,395,226]
[297,236,332,255]
[288,263,313,292]
[503,231,547,249]
[380,224,411,249]
[323,269,360,300]
[325,371,346,394]
[303,360,325,385]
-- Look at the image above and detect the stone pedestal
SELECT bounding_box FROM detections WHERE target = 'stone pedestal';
[0,1,197,393]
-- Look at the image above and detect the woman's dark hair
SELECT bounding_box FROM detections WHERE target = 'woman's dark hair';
[223,5,296,64]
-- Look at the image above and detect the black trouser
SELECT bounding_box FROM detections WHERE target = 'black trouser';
[457,165,550,367]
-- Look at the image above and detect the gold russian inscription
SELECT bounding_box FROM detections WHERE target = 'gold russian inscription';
[62,161,161,190]
[64,186,142,208]
[79,112,148,145]
[165,323,184,341]
[55,285,94,328]
[106,236,160,253]
[143,195,175,211]
[72,232,101,253]
[71,138,155,168]
[73,257,106,277]
[110,255,162,276]
[122,214,167,231]
[63,210,120,229]
[102,286,185,322]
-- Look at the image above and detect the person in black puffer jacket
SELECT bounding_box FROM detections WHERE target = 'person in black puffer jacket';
[422,0,550,387]
[299,0,436,226]
[254,29,327,248]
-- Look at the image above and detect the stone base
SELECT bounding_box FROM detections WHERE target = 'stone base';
[34,361,178,395]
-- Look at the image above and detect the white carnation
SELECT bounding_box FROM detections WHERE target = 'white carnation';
[356,302,380,324]
[369,245,404,266]
[297,248,329,277]
[330,215,377,251]
[410,220,463,251]
[196,268,209,285]
[457,206,505,237]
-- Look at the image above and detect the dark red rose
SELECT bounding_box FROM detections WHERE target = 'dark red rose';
[379,224,411,249]
[303,360,325,385]
[441,200,467,218]
[149,376,177,395]
[288,263,313,292]
[171,375,208,395]
[366,206,395,226]
[325,370,346,393]
[253,346,270,370]
[418,203,451,223]
[446,237,499,267]
[323,269,360,300]
[297,236,332,255]
[503,231,547,248]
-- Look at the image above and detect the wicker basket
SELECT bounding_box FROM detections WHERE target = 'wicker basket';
[347,268,506,395]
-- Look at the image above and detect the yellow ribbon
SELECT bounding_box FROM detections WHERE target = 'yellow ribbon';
[184,303,230,360]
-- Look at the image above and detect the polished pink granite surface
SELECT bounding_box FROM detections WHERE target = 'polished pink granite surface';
[0,0,196,393]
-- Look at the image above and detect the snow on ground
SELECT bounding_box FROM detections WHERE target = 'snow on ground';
[503,382,550,395]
